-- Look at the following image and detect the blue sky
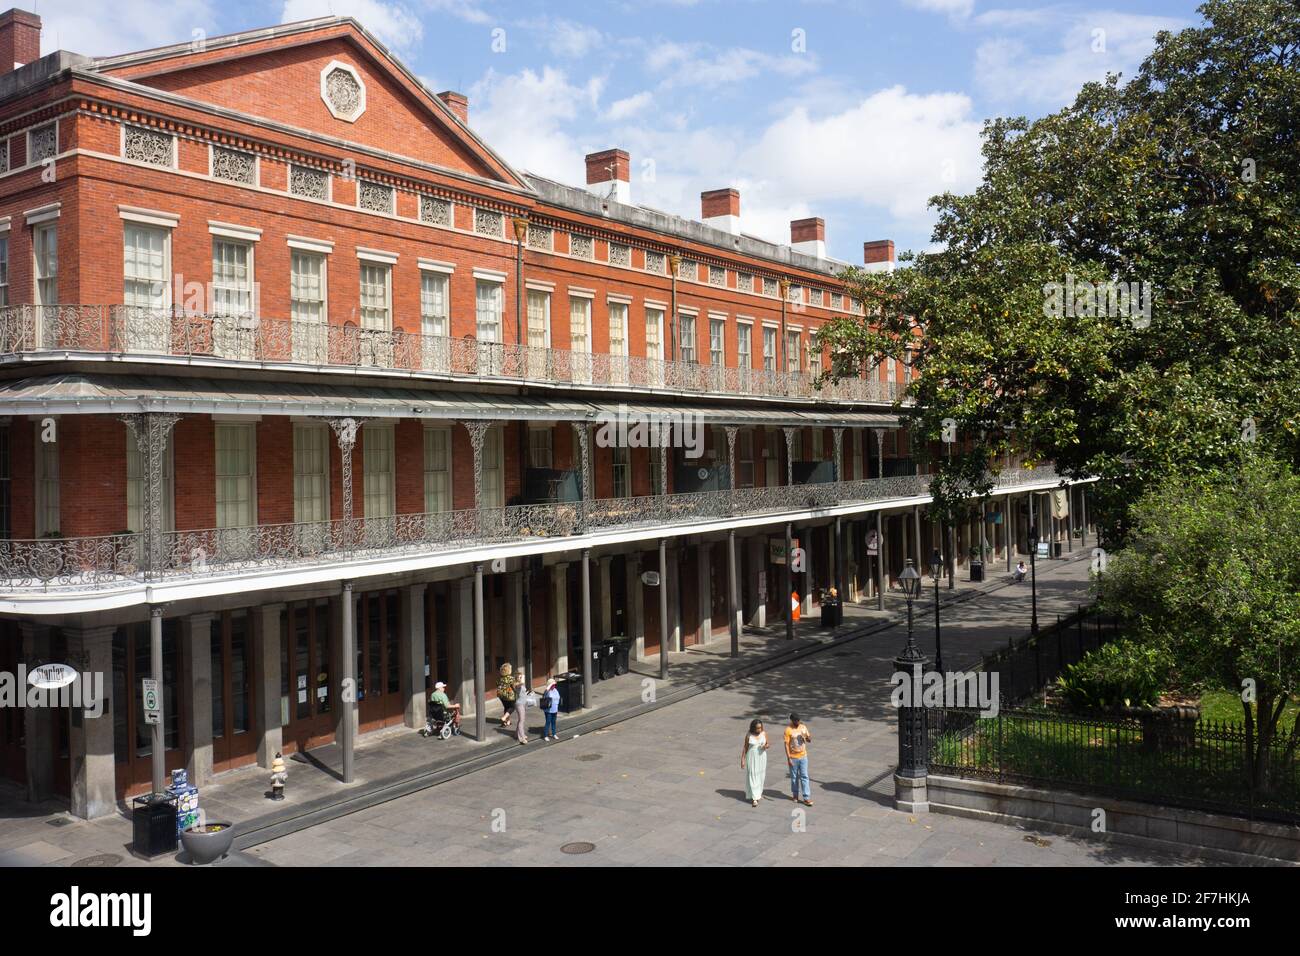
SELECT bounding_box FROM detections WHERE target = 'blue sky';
[35,0,1204,261]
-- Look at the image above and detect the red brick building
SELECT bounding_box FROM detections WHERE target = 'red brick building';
[0,13,1079,816]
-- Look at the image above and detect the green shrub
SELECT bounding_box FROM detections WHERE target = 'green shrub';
[1056,639,1171,711]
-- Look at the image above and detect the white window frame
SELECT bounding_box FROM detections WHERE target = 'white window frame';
[33,222,57,307]
[362,422,396,519]
[292,422,330,525]
[423,425,452,514]
[34,421,58,537]
[214,422,256,530]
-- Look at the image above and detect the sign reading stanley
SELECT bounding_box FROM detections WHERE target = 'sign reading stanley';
[49,886,152,936]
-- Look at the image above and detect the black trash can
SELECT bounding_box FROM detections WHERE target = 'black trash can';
[610,638,631,676]
[969,561,985,582]
[598,641,617,680]
[1052,542,1063,558]
[556,671,585,712]
[131,793,179,858]
[820,600,841,628]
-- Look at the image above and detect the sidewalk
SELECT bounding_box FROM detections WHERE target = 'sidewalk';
[0,550,1095,867]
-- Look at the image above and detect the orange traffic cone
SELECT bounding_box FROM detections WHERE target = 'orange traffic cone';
[791,591,801,622]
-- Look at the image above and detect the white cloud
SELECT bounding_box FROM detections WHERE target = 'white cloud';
[280,0,424,53]
[543,20,605,59]
[38,0,216,57]
[646,40,816,88]
[974,11,1185,107]
[606,91,653,121]
[905,0,975,19]
[470,66,605,183]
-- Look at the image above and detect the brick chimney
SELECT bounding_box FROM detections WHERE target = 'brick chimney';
[864,239,895,273]
[585,148,630,204]
[437,90,468,124]
[0,9,40,74]
[701,188,740,235]
[790,217,825,259]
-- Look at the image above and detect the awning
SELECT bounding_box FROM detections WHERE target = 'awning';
[0,374,900,428]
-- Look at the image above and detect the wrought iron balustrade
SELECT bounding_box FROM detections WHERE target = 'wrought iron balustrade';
[0,304,904,404]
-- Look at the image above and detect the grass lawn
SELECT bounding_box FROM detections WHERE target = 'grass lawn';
[1196,690,1299,734]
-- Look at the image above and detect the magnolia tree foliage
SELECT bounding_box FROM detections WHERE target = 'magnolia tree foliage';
[1097,457,1300,791]
[818,0,1300,535]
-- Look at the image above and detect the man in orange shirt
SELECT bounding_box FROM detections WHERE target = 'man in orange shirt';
[784,712,813,806]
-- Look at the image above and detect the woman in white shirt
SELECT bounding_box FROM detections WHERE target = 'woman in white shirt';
[740,719,770,807]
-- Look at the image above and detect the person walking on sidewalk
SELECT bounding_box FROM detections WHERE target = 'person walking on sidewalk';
[784,712,813,806]
[740,719,769,807]
[497,663,517,729]
[541,678,561,740]
[513,675,529,745]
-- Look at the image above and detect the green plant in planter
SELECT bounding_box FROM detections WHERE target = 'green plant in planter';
[1056,639,1171,712]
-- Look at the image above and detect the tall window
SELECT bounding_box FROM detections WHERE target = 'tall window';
[123,225,167,308]
[737,431,755,487]
[609,301,628,384]
[475,280,502,343]
[212,240,252,316]
[215,423,255,529]
[0,426,9,538]
[570,296,591,383]
[482,426,503,508]
[528,425,553,468]
[645,308,664,361]
[362,423,395,519]
[764,427,779,487]
[0,236,9,307]
[612,446,630,498]
[812,429,824,461]
[762,327,777,372]
[293,424,328,524]
[786,330,802,373]
[34,423,58,537]
[649,450,663,497]
[421,272,448,338]
[526,291,550,349]
[709,317,725,366]
[360,263,391,331]
[423,426,451,514]
[679,313,697,364]
[126,428,174,533]
[737,324,752,371]
[290,251,326,362]
[33,224,57,306]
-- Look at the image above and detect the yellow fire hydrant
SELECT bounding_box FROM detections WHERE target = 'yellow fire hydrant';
[269,752,288,801]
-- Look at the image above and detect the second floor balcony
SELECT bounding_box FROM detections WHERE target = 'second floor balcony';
[0,305,905,406]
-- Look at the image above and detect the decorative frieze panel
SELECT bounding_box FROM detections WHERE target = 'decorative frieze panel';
[570,234,593,259]
[123,125,173,167]
[528,224,553,250]
[290,165,329,200]
[738,272,753,292]
[474,207,504,237]
[609,242,630,267]
[0,141,8,175]
[211,146,255,184]
[708,265,726,287]
[763,277,778,297]
[678,258,696,280]
[645,251,666,274]
[30,123,58,163]
[359,180,394,214]
[420,195,452,226]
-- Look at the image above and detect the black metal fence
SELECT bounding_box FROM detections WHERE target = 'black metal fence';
[928,707,1300,825]
[969,605,1121,704]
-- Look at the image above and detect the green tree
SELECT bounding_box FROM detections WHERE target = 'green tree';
[1098,456,1300,793]
[818,0,1300,538]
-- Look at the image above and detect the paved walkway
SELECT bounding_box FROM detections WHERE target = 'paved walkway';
[0,551,1115,867]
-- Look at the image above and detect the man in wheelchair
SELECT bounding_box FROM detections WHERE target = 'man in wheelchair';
[422,680,462,738]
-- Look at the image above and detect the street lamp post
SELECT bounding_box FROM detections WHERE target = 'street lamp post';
[894,559,929,811]
[929,555,943,673]
[1028,501,1040,635]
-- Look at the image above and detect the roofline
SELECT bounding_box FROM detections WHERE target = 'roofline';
[83,16,532,194]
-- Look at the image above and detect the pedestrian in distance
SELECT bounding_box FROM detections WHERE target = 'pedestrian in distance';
[514,675,529,745]
[1014,560,1027,583]
[541,678,561,740]
[784,712,813,806]
[740,719,769,807]
[497,663,517,729]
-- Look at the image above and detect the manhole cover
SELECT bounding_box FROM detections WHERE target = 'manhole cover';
[576,753,602,762]
[71,854,122,867]
[46,817,73,827]
[560,841,595,855]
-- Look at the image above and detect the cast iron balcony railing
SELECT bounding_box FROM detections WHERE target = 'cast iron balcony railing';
[0,305,905,405]
[0,465,1062,593]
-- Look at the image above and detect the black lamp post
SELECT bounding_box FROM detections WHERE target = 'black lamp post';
[929,555,943,673]
[894,560,928,780]
[1028,501,1040,635]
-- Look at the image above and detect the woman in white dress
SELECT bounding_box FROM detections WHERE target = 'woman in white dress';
[740,719,769,807]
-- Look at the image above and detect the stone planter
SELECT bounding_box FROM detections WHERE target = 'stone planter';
[180,822,234,865]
